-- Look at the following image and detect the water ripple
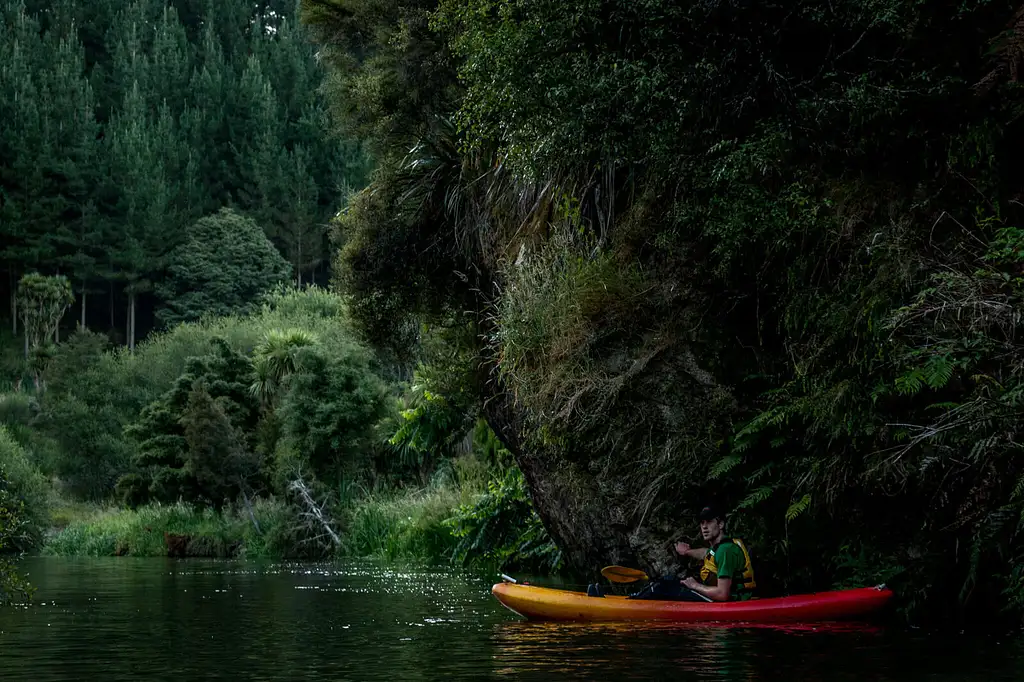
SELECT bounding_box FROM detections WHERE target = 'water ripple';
[1,557,1022,681]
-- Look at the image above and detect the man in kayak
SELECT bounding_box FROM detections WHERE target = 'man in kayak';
[674,504,757,601]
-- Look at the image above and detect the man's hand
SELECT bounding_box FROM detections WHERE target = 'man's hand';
[674,541,691,556]
[681,576,700,591]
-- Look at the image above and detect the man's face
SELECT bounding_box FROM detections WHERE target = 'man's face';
[700,517,724,541]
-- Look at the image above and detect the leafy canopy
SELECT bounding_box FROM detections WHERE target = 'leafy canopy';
[157,208,292,328]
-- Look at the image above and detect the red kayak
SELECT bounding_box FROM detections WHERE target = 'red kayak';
[492,581,893,623]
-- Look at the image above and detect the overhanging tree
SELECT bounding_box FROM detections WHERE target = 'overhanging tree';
[302,0,1024,624]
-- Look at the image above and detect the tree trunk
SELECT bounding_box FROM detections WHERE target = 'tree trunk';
[128,292,136,352]
[109,280,115,330]
[80,286,87,331]
[481,385,640,578]
[11,265,17,336]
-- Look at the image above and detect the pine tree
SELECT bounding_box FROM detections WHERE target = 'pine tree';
[148,4,191,116]
[233,53,281,222]
[106,81,175,351]
[36,16,103,333]
[1,0,368,345]
[188,17,232,210]
[0,1,58,332]
[279,145,325,287]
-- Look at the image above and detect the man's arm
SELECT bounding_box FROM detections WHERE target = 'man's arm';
[683,576,731,602]
[674,541,708,561]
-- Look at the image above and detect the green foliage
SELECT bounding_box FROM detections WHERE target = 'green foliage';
[493,233,650,438]
[0,0,368,346]
[303,0,1024,626]
[830,540,907,592]
[120,338,263,509]
[249,328,318,405]
[0,422,45,604]
[26,289,358,500]
[339,485,464,563]
[276,343,388,481]
[300,0,457,153]
[15,273,74,386]
[0,391,34,433]
[15,273,74,350]
[446,466,561,574]
[0,425,49,549]
[156,208,292,328]
[0,480,34,605]
[42,499,304,559]
[384,338,482,481]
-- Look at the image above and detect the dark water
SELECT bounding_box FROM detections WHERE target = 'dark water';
[1,558,1023,681]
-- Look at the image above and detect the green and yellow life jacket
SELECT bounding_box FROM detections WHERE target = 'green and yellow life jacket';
[699,537,757,592]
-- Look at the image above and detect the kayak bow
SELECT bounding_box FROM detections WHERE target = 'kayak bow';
[491,581,893,623]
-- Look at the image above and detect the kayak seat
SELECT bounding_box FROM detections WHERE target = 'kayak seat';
[586,583,605,598]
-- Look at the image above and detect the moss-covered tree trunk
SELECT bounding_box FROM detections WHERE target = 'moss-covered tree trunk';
[481,388,640,576]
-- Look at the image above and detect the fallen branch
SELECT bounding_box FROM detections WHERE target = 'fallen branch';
[288,474,341,547]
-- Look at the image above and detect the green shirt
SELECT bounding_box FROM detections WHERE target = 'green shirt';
[708,541,753,601]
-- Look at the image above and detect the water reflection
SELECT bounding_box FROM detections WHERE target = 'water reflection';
[489,617,1024,682]
[492,621,763,680]
[0,558,1022,681]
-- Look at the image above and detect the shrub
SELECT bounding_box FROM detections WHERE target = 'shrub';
[276,343,388,482]
[156,208,292,328]
[446,466,562,574]
[0,425,50,548]
[120,339,263,508]
[0,484,33,604]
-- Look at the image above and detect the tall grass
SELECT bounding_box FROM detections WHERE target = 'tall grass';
[339,485,464,562]
[43,499,297,559]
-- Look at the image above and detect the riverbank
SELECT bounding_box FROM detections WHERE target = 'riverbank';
[42,492,457,562]
[38,465,559,574]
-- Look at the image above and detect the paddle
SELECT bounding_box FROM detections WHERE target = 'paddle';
[600,565,649,584]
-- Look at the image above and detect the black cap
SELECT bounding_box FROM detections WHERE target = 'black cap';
[698,505,725,522]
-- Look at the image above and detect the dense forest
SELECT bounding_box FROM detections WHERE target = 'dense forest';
[0,0,370,347]
[0,0,555,606]
[7,0,1024,631]
[300,0,1024,628]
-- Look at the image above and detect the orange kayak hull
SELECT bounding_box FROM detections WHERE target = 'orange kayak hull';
[491,582,893,623]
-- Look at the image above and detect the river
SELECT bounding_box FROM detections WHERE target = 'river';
[0,557,1022,680]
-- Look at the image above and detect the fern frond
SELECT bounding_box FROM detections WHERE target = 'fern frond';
[1013,473,1024,502]
[747,463,775,484]
[737,485,776,509]
[924,355,955,390]
[894,368,924,396]
[785,493,812,522]
[709,455,742,479]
